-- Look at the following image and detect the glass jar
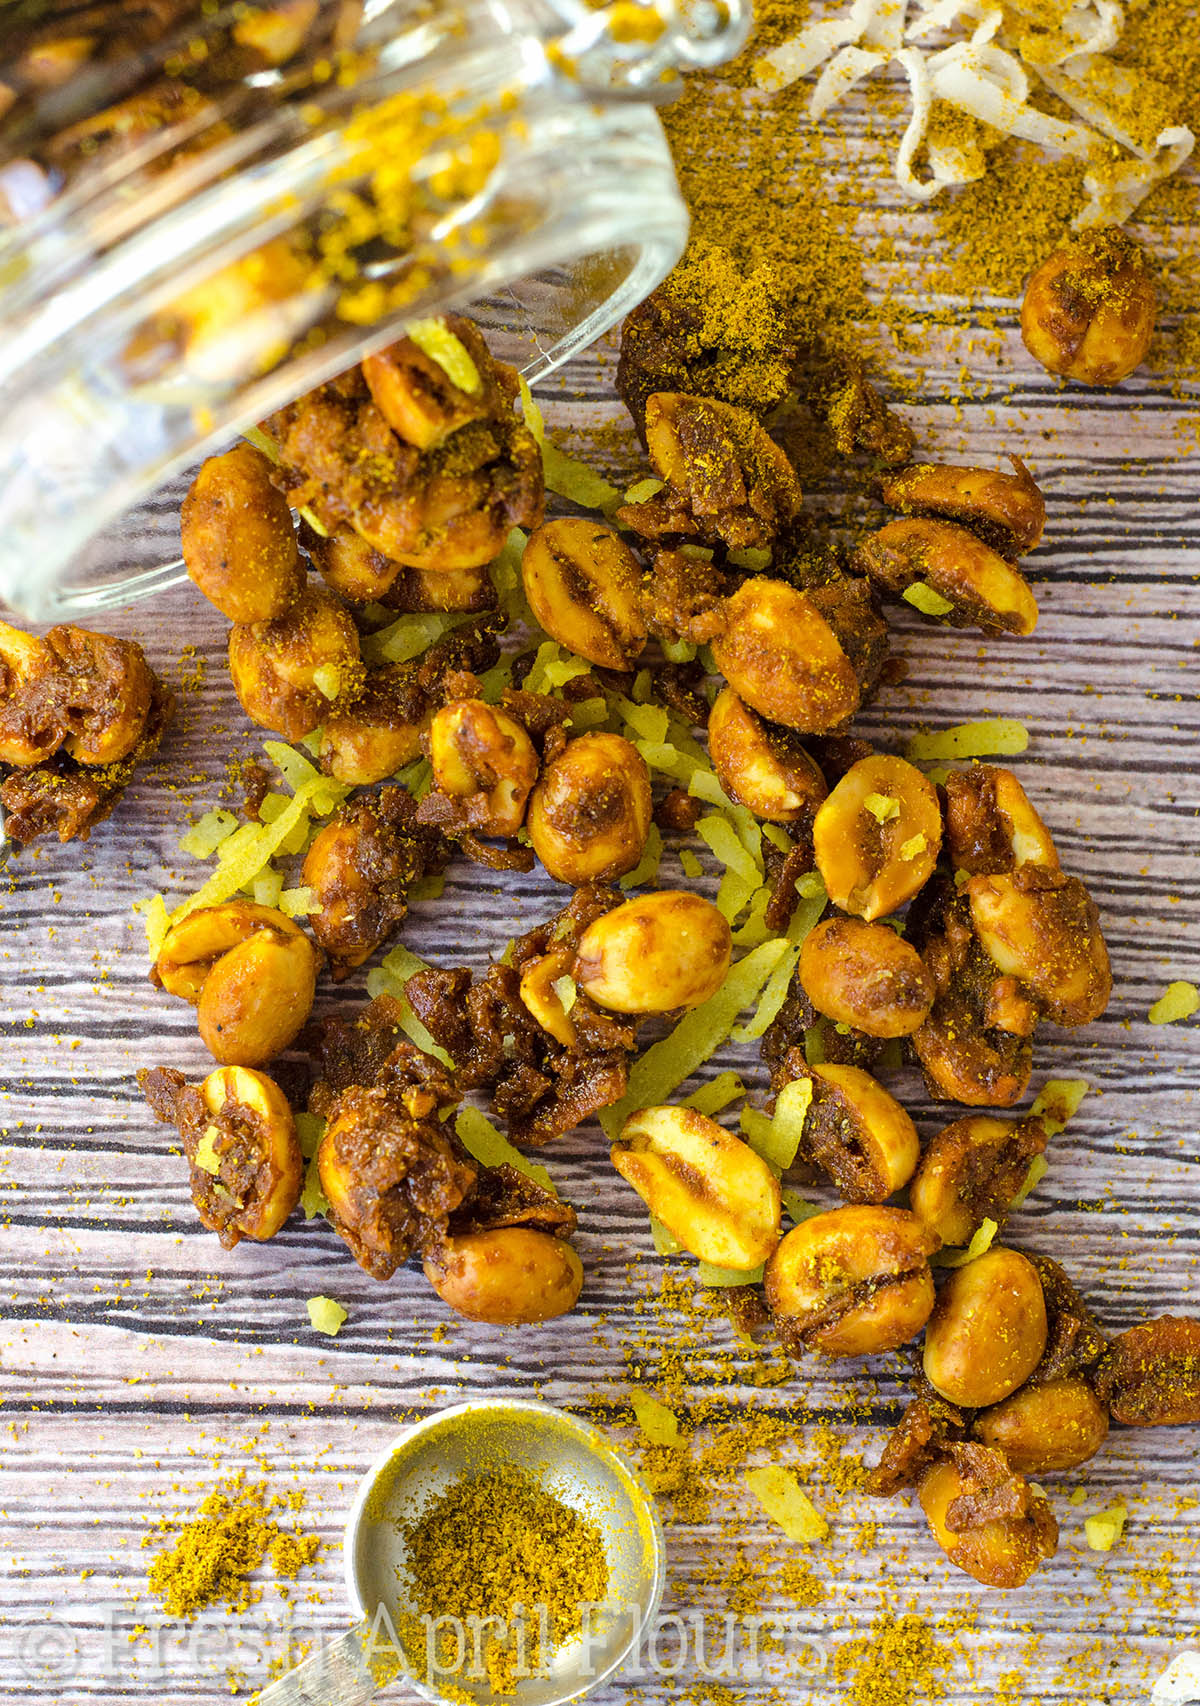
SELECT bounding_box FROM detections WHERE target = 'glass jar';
[0,0,748,621]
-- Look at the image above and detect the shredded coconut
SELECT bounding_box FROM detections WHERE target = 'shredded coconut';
[754,0,1195,222]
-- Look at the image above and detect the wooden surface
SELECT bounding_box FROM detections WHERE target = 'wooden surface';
[2,245,1200,1704]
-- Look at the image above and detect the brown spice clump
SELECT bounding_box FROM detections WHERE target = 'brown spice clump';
[146,1474,319,1618]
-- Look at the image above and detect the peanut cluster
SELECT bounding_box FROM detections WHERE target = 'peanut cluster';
[0,619,172,846]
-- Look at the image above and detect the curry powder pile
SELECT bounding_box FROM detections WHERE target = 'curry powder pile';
[400,1461,609,1693]
[146,1474,320,1619]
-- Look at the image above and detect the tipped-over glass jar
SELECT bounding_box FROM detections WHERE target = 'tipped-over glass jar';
[0,0,748,620]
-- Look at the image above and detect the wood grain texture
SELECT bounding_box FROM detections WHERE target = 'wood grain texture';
[2,207,1200,1706]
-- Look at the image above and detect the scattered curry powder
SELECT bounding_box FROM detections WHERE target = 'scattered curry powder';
[399,1461,608,1694]
[831,1612,954,1706]
[146,1474,320,1618]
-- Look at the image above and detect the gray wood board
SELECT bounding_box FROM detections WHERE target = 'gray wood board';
[1,303,1199,1706]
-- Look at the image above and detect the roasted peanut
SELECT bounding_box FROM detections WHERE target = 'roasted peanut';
[812,754,942,921]
[918,1454,1058,1589]
[706,687,827,824]
[923,1247,1048,1409]
[518,948,579,1048]
[384,563,496,613]
[363,316,514,450]
[612,1105,781,1271]
[424,1228,584,1324]
[975,1378,1109,1474]
[301,788,434,976]
[710,578,860,735]
[909,1112,1047,1248]
[318,668,427,785]
[153,901,318,1065]
[0,622,63,765]
[306,525,401,604]
[521,518,647,670]
[181,443,305,623]
[909,878,1035,1108]
[764,1205,938,1357]
[428,698,539,838]
[641,392,803,549]
[46,625,156,766]
[880,457,1046,558]
[1099,1316,1200,1427]
[527,734,652,885]
[799,916,934,1038]
[574,890,732,1013]
[1021,227,1156,387]
[943,765,1059,875]
[228,586,362,740]
[856,517,1038,637]
[319,1082,477,1279]
[798,1061,921,1201]
[189,1065,304,1245]
[967,867,1111,1027]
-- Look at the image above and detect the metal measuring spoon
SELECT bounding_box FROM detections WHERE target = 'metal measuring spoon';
[255,1398,665,1706]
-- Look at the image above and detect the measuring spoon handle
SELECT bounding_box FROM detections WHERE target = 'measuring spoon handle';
[253,1617,412,1706]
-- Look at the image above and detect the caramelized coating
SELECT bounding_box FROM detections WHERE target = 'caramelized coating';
[812,754,942,921]
[780,1055,920,1202]
[764,1205,938,1357]
[612,1105,781,1271]
[917,1449,1058,1588]
[301,787,444,977]
[880,457,1046,558]
[923,1247,1048,1409]
[426,698,540,839]
[1097,1316,1200,1427]
[521,518,647,670]
[527,733,652,885]
[318,1080,477,1280]
[0,623,61,766]
[140,1063,302,1249]
[1028,1253,1109,1387]
[181,443,305,622]
[974,1378,1109,1474]
[909,1112,1048,1248]
[362,316,518,451]
[424,1228,584,1324]
[707,686,827,825]
[908,877,1035,1107]
[153,900,318,1064]
[228,585,362,740]
[710,578,861,736]
[967,866,1112,1028]
[406,886,638,1145]
[574,890,732,1014]
[44,624,156,765]
[1021,227,1157,386]
[618,393,803,550]
[0,671,172,847]
[856,518,1038,637]
[943,765,1059,876]
[799,916,933,1039]
[267,367,544,570]
[0,621,157,769]
[804,350,915,467]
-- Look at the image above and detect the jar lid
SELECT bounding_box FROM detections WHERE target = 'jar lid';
[0,0,749,620]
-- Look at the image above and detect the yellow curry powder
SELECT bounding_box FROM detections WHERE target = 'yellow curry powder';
[146,1474,320,1619]
[399,1461,609,1694]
